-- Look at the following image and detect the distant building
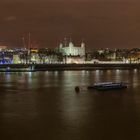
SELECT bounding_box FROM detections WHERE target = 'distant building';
[13,55,21,64]
[63,56,85,64]
[59,40,85,56]
[0,45,7,51]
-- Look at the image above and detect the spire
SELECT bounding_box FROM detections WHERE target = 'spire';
[64,37,67,47]
[81,38,85,43]
[81,39,85,48]
[70,37,72,43]
[27,32,31,57]
[21,36,26,49]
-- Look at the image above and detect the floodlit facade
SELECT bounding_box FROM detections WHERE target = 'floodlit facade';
[64,56,85,64]
[59,41,85,56]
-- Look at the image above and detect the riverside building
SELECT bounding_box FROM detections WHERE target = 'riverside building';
[59,41,85,56]
[58,40,86,64]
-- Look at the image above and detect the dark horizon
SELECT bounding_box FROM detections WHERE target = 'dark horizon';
[0,0,140,49]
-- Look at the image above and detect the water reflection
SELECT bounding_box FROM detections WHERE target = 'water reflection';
[0,70,140,140]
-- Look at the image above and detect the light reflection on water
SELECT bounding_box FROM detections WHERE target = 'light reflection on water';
[0,70,140,140]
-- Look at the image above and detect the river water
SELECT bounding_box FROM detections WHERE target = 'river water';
[0,70,140,140]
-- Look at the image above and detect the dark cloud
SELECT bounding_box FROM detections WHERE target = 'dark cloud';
[0,0,140,49]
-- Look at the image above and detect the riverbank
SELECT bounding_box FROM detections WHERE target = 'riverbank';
[0,63,140,72]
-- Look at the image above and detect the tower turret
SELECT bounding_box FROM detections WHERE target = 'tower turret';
[81,42,85,48]
[59,43,63,49]
[69,41,74,48]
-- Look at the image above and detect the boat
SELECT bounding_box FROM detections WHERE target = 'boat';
[97,82,127,90]
[87,82,127,90]
[87,82,113,89]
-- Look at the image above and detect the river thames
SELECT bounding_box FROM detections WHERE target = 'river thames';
[0,70,140,140]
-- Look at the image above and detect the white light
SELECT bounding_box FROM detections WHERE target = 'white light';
[116,69,120,73]
[134,69,137,73]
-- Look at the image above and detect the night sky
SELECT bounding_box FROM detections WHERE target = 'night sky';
[0,0,140,49]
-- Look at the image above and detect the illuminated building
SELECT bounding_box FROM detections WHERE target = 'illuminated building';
[59,41,85,56]
[30,48,39,63]
[64,56,85,64]
[58,40,86,63]
[0,45,7,51]
[13,55,21,64]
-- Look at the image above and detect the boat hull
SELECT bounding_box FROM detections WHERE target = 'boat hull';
[87,82,127,91]
[97,85,127,91]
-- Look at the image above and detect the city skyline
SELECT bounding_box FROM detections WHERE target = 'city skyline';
[0,0,140,48]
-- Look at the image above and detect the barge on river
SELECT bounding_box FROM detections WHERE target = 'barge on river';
[87,82,127,90]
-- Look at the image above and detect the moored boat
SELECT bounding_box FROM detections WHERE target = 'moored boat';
[87,82,127,90]
[87,82,113,89]
[97,82,127,90]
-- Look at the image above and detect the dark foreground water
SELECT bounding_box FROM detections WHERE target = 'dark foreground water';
[0,70,140,140]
